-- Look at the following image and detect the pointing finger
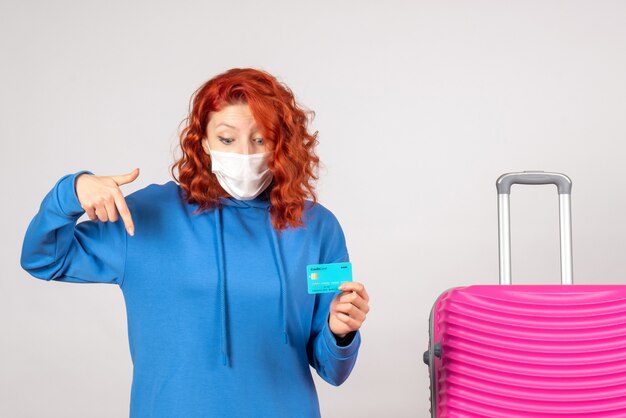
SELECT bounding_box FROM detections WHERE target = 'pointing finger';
[113,189,135,236]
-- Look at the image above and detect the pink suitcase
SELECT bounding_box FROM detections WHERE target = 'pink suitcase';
[423,171,626,417]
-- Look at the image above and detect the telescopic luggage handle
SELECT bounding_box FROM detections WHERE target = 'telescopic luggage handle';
[496,171,573,285]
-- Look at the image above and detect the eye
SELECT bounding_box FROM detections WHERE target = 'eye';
[254,137,264,145]
[218,136,234,145]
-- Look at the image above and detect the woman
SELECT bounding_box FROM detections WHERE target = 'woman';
[20,67,370,417]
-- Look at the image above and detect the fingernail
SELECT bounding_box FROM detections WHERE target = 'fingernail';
[129,227,134,236]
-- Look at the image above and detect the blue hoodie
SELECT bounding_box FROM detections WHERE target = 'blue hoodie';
[20,170,361,418]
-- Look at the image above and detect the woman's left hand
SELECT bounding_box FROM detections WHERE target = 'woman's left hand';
[328,281,370,337]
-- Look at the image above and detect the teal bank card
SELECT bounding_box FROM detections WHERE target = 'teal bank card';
[306,262,352,294]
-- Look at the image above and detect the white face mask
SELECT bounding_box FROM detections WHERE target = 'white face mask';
[206,141,273,201]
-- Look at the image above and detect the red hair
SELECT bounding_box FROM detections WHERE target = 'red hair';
[170,67,321,231]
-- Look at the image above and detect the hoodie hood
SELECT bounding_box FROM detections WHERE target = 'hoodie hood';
[213,188,289,366]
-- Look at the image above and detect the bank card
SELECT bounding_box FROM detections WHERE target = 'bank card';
[306,262,352,294]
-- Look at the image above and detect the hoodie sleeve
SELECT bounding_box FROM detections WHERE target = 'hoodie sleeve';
[306,211,362,386]
[20,170,128,286]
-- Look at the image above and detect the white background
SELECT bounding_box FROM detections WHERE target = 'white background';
[2,0,626,417]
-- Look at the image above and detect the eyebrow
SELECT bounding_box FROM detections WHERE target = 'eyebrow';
[216,122,259,131]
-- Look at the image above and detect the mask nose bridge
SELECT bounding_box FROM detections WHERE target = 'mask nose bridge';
[240,154,255,175]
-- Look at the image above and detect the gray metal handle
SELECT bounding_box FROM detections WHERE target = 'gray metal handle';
[496,171,574,285]
[496,172,572,195]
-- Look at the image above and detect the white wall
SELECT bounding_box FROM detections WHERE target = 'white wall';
[2,0,626,416]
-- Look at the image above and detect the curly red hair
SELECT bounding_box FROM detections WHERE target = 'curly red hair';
[170,67,321,231]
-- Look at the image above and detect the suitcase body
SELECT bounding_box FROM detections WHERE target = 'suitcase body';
[424,172,626,417]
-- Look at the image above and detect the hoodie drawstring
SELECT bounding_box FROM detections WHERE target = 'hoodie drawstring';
[213,204,289,368]
[269,214,289,346]
[214,207,229,366]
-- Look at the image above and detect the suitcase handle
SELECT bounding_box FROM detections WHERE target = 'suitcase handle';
[496,172,572,195]
[495,171,573,285]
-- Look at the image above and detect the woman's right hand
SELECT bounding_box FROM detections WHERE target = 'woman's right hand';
[75,168,140,236]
